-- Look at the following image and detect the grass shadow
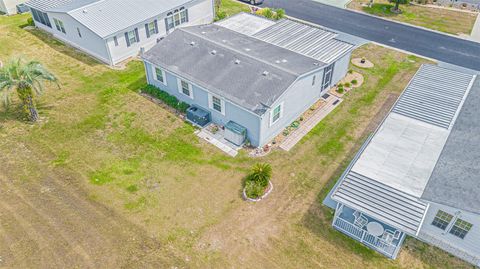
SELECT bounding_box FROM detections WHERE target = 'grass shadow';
[25,27,102,67]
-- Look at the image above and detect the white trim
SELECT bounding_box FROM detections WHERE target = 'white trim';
[208,93,225,115]
[177,78,194,99]
[152,65,167,86]
[269,102,284,127]
[416,203,430,236]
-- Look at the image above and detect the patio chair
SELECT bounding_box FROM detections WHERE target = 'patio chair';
[381,230,395,244]
[393,230,402,240]
[353,211,368,228]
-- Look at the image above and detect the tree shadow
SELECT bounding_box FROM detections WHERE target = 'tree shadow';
[0,100,54,123]
[24,27,102,67]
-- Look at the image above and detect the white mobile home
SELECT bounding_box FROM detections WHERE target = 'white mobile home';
[25,0,215,65]
[327,64,480,266]
[0,0,26,14]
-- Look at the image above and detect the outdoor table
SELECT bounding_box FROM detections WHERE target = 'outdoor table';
[366,222,384,237]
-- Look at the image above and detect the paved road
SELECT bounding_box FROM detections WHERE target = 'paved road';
[260,0,480,71]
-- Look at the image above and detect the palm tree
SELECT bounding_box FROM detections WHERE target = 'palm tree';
[0,58,58,122]
[249,163,272,187]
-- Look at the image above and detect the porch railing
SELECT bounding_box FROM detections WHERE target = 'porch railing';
[333,217,399,258]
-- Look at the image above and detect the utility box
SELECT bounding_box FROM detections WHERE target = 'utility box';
[224,121,247,146]
[186,106,210,127]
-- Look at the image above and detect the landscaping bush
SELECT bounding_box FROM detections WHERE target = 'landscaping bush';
[244,163,272,199]
[337,86,345,94]
[344,82,351,88]
[140,84,190,113]
[388,0,409,4]
[274,9,286,20]
[261,8,274,19]
[351,79,358,85]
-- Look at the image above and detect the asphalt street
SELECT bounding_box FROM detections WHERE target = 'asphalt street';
[260,0,480,71]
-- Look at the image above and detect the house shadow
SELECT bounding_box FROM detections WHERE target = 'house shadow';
[24,27,102,67]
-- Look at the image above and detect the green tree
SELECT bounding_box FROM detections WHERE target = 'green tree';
[0,58,58,122]
[249,163,272,187]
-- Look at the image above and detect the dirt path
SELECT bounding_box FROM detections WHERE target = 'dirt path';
[0,149,182,269]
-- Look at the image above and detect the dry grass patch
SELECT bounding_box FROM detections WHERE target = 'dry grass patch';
[349,0,477,35]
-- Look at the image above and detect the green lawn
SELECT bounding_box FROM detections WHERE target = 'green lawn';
[0,10,473,269]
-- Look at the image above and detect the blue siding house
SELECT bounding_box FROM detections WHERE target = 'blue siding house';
[142,13,354,147]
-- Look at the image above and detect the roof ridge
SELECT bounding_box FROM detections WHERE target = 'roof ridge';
[66,0,104,13]
[181,26,318,77]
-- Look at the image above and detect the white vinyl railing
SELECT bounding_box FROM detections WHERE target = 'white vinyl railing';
[333,217,398,258]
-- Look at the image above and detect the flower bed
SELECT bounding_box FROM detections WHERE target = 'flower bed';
[140,84,190,113]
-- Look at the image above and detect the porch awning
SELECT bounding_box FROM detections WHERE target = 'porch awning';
[332,171,428,236]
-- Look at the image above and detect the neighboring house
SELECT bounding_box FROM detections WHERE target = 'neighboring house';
[24,0,215,65]
[142,13,355,147]
[0,0,26,15]
[327,64,480,266]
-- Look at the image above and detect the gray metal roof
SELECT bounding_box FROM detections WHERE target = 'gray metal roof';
[143,25,323,115]
[422,76,480,214]
[26,0,195,38]
[253,19,355,64]
[333,171,428,235]
[217,13,354,64]
[392,64,474,129]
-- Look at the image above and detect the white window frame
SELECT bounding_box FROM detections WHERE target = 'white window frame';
[147,21,156,36]
[53,18,66,34]
[153,66,167,85]
[127,30,137,45]
[208,94,225,115]
[167,8,188,30]
[270,102,284,126]
[177,78,193,99]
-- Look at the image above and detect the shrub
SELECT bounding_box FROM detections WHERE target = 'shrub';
[274,9,286,20]
[215,11,227,21]
[344,82,351,88]
[244,163,272,199]
[140,84,190,113]
[351,79,358,85]
[337,86,345,94]
[388,0,408,4]
[348,69,354,74]
[262,8,274,19]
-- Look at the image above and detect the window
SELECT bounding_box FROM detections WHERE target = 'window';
[178,79,192,98]
[125,29,139,47]
[270,103,283,125]
[145,21,158,38]
[432,210,453,230]
[154,67,166,84]
[113,36,118,46]
[53,18,66,34]
[31,8,52,28]
[77,27,82,38]
[322,64,335,90]
[449,219,472,239]
[212,96,222,112]
[165,8,188,31]
[312,75,316,86]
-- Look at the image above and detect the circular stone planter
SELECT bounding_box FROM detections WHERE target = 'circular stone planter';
[351,58,374,68]
[243,181,274,202]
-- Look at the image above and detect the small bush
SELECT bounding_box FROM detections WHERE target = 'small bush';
[337,86,345,94]
[348,69,354,74]
[344,82,351,88]
[244,163,272,199]
[351,79,358,85]
[388,0,408,4]
[215,11,227,21]
[140,84,190,113]
[262,8,274,19]
[274,9,286,20]
[337,83,343,87]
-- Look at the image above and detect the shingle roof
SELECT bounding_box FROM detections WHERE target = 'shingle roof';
[26,0,195,38]
[422,76,480,214]
[143,25,323,114]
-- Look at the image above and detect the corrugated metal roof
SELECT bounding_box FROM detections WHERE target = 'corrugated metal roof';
[392,64,474,129]
[143,25,323,114]
[333,171,428,235]
[26,0,196,38]
[253,19,354,64]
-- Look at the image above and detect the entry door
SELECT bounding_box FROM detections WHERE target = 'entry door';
[322,64,335,91]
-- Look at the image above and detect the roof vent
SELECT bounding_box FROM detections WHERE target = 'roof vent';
[190,41,196,46]
[210,50,217,55]
[234,59,241,65]
[281,59,288,63]
[201,31,207,34]
[83,9,88,13]
[275,60,281,64]
[314,62,320,66]
[245,48,251,52]
[262,71,269,76]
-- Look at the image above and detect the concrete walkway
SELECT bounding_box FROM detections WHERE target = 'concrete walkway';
[312,0,351,8]
[471,14,480,42]
[196,129,239,157]
[280,96,343,151]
